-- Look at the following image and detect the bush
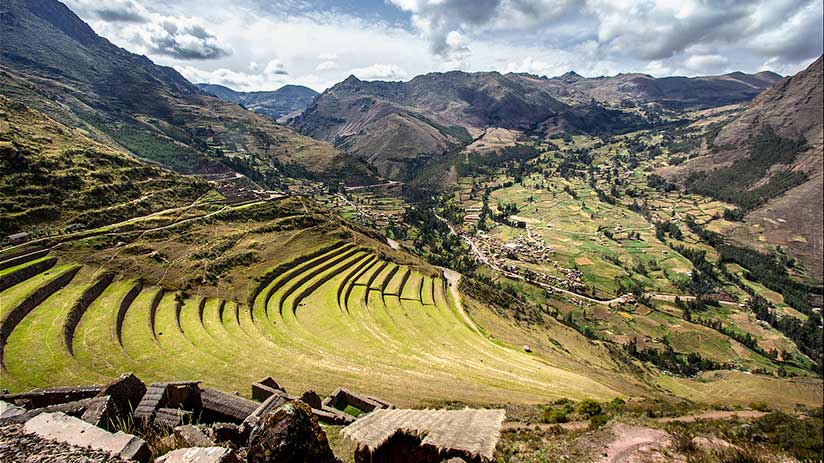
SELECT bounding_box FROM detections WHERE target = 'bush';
[577,399,603,418]
[588,413,609,430]
[541,407,569,424]
[749,402,770,412]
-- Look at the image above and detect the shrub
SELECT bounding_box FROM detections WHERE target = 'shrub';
[541,407,569,424]
[577,399,603,418]
[588,413,609,430]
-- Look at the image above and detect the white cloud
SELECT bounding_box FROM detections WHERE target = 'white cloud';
[64,0,822,91]
[74,1,232,60]
[350,64,407,80]
[263,59,288,75]
[316,60,338,71]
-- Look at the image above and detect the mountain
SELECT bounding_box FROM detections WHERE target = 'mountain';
[289,72,647,178]
[290,67,782,179]
[670,56,823,277]
[196,83,318,121]
[0,0,373,184]
[545,70,782,109]
[0,96,209,236]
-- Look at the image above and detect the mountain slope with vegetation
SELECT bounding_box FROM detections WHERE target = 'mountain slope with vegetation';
[669,56,823,278]
[290,68,781,180]
[197,83,318,121]
[544,70,782,108]
[0,96,209,237]
[290,72,649,178]
[0,0,373,185]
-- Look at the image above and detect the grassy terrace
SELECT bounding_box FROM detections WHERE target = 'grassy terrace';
[0,245,621,405]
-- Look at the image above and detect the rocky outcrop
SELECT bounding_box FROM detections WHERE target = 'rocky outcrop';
[246,400,338,463]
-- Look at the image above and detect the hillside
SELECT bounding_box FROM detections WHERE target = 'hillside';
[290,68,780,180]
[289,72,647,178]
[0,96,209,237]
[669,56,823,278]
[544,70,782,109]
[0,0,373,184]
[197,83,318,121]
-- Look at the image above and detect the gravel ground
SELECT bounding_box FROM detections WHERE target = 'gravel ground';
[0,421,129,463]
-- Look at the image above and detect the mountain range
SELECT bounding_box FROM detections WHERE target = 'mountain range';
[196,83,318,121]
[288,70,780,179]
[0,0,371,185]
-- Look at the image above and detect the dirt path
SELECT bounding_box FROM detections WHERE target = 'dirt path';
[646,293,742,308]
[599,423,672,463]
[440,267,482,335]
[504,409,768,434]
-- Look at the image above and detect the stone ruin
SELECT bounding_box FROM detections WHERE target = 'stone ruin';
[0,373,504,462]
[0,372,401,462]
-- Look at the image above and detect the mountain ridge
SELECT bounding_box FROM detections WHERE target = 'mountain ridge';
[196,83,319,121]
[0,0,373,185]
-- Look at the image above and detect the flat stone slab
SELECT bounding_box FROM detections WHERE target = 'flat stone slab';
[0,400,25,419]
[23,411,150,461]
[155,447,241,463]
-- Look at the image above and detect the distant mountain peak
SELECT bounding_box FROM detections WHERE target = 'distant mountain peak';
[560,71,583,80]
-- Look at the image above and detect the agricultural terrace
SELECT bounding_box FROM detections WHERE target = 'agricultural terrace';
[445,131,820,377]
[0,198,624,406]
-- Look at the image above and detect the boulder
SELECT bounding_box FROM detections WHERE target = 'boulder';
[155,447,241,463]
[23,411,150,461]
[97,372,146,416]
[247,400,338,463]
[206,422,243,447]
[174,424,215,447]
[251,377,287,402]
[81,395,121,430]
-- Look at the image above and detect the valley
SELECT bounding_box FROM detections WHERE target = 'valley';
[0,1,822,461]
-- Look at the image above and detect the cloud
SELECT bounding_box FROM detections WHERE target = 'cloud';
[65,0,150,23]
[316,60,338,71]
[387,0,823,74]
[264,59,288,75]
[138,17,232,60]
[350,64,407,80]
[387,0,582,56]
[66,0,822,91]
[69,0,231,60]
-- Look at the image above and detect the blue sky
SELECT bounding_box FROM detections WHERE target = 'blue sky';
[65,0,823,92]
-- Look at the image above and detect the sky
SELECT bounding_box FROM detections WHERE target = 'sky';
[64,0,824,92]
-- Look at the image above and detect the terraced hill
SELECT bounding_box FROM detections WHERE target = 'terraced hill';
[1,197,821,410]
[0,243,619,405]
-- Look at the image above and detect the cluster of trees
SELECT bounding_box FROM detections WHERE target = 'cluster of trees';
[655,221,683,241]
[686,128,809,211]
[646,173,678,192]
[403,204,477,274]
[746,295,823,373]
[625,341,723,377]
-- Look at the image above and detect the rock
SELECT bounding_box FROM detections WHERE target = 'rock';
[81,395,121,430]
[247,400,338,463]
[23,411,150,461]
[155,447,241,463]
[0,401,25,419]
[313,407,355,425]
[251,377,287,402]
[242,392,289,432]
[299,390,322,409]
[174,424,215,447]
[97,373,147,416]
[206,422,243,447]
